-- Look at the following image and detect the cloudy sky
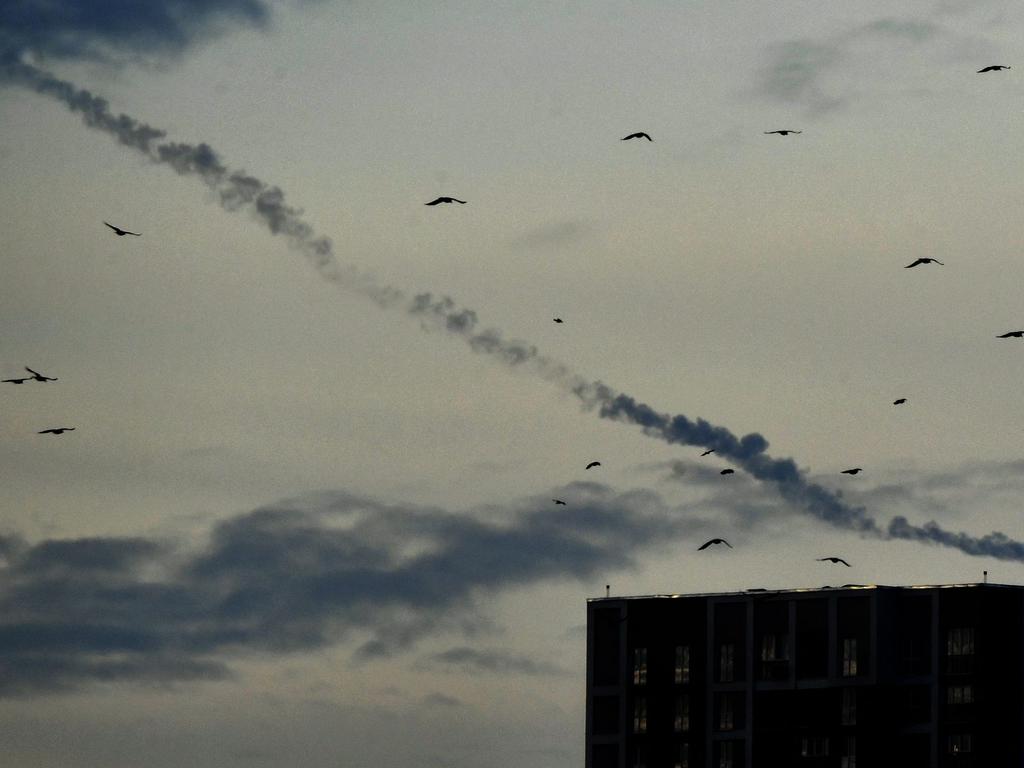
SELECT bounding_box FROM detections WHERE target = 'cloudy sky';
[2,1,1024,765]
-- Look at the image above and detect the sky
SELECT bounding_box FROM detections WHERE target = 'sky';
[2,1,1024,765]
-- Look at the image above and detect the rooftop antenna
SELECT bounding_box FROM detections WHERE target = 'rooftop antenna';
[983,570,988,584]
[605,584,610,598]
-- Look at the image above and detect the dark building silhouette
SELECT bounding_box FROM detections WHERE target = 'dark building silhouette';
[586,583,1024,767]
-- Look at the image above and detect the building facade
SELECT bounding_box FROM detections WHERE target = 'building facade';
[586,584,1024,767]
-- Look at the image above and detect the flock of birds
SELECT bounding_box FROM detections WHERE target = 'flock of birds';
[8,64,1021,577]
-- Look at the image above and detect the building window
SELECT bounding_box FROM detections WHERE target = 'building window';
[675,645,691,684]
[633,697,647,733]
[633,647,648,685]
[718,694,735,731]
[902,636,927,675]
[840,736,856,768]
[674,742,690,768]
[761,633,787,660]
[719,643,735,682]
[947,628,975,656]
[801,736,830,757]
[946,628,975,674]
[761,633,789,680]
[947,685,974,705]
[842,638,858,677]
[718,740,734,768]
[948,733,972,754]
[674,694,690,733]
[632,744,647,768]
[841,688,857,725]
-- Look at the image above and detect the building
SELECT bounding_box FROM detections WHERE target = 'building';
[585,583,1024,768]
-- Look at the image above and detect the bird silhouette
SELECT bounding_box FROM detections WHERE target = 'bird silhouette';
[764,130,801,135]
[25,367,57,382]
[2,377,30,384]
[996,331,1024,338]
[893,398,907,405]
[425,197,466,206]
[104,222,141,236]
[698,538,732,550]
[585,461,601,470]
[553,318,564,324]
[841,468,863,475]
[720,468,735,475]
[978,65,1010,73]
[904,258,943,268]
[818,556,852,567]
[701,449,715,456]
[553,499,567,506]
[38,427,75,435]
[621,132,652,141]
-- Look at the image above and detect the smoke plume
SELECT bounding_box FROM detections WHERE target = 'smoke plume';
[4,62,1023,564]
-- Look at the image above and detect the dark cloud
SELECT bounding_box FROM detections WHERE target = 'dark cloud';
[0,487,679,697]
[507,220,587,251]
[426,647,565,677]
[758,39,844,114]
[755,16,943,114]
[423,692,462,707]
[0,0,271,63]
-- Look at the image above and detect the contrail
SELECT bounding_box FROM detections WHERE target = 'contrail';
[5,61,1021,564]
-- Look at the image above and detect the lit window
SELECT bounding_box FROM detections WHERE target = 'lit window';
[801,736,830,757]
[946,628,975,674]
[761,633,789,680]
[840,736,856,768]
[674,694,690,733]
[633,647,648,685]
[719,643,735,682]
[948,733,973,754]
[761,633,788,660]
[947,628,975,656]
[633,697,647,733]
[842,638,858,677]
[675,645,691,684]
[947,685,974,705]
[719,740,734,768]
[841,688,857,725]
[718,694,735,731]
[674,742,690,768]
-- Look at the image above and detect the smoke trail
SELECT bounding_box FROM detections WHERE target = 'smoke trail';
[572,382,882,535]
[0,60,578,386]
[5,61,1022,564]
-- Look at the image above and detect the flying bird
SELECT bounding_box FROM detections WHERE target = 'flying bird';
[25,367,57,382]
[893,398,907,405]
[553,318,564,324]
[904,258,943,268]
[996,331,1024,338]
[553,499,567,506]
[621,132,652,141]
[424,197,466,206]
[841,468,863,475]
[2,377,30,384]
[38,427,75,435]
[698,538,732,550]
[978,65,1011,73]
[104,222,141,236]
[720,468,734,475]
[585,461,601,470]
[764,130,801,135]
[701,449,715,456]
[817,557,852,567]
